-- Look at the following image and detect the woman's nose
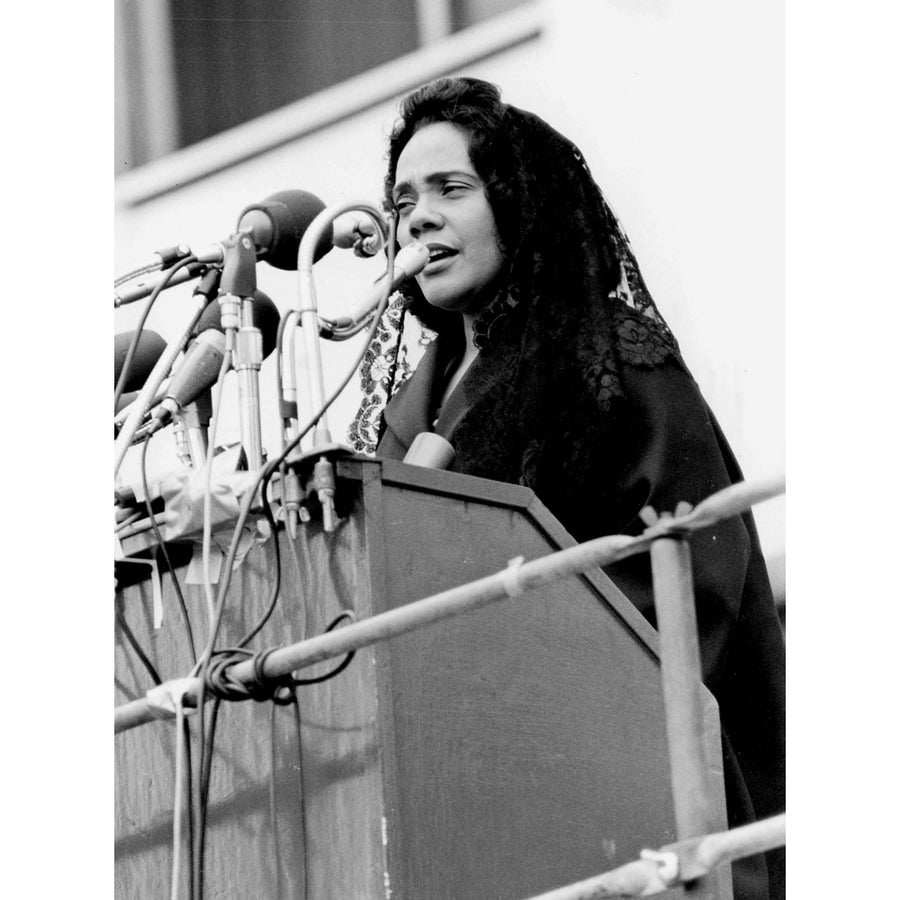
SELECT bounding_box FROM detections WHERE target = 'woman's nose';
[408,197,443,237]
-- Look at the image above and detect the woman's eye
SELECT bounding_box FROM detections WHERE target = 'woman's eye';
[442,183,467,196]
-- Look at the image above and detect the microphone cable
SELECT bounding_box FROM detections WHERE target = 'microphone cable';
[138,437,198,666]
[115,263,160,287]
[169,691,195,900]
[190,216,396,678]
[196,216,397,669]
[190,328,235,900]
[116,245,195,287]
[186,218,398,900]
[114,596,163,688]
[274,307,301,454]
[114,255,201,413]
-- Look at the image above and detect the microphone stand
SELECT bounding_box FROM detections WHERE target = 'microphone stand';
[294,204,387,441]
[180,391,213,467]
[219,233,265,471]
[113,271,220,477]
[292,202,390,531]
[172,417,192,467]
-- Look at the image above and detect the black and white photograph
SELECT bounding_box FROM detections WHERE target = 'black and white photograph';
[11,1,899,897]
[111,2,783,898]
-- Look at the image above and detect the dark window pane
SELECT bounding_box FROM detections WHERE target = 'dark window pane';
[117,0,531,172]
[169,0,419,150]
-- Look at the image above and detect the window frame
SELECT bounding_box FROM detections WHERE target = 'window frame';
[115,3,542,208]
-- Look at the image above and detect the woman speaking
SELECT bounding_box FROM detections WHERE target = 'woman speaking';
[351,76,785,900]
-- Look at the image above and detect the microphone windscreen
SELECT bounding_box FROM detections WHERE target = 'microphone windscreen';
[114,329,166,392]
[115,389,139,415]
[193,290,280,359]
[237,189,332,271]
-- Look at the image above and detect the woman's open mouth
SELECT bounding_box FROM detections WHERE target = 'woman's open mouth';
[424,244,458,272]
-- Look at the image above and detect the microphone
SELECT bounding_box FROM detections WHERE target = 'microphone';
[332,211,385,258]
[322,241,430,337]
[197,190,334,270]
[115,381,171,418]
[114,330,167,392]
[150,330,228,430]
[146,290,280,433]
[191,287,280,358]
[115,261,209,307]
[114,191,333,306]
[403,433,456,469]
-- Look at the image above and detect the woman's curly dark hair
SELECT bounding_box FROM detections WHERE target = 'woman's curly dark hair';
[360,75,681,536]
[385,77,505,206]
[383,77,626,340]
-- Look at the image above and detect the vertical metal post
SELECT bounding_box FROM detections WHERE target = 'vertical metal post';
[181,394,212,468]
[220,233,264,471]
[296,263,332,448]
[648,513,718,898]
[235,296,264,470]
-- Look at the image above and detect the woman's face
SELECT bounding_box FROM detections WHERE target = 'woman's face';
[392,121,504,315]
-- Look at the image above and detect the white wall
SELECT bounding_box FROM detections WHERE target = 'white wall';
[115,0,784,568]
[544,0,785,561]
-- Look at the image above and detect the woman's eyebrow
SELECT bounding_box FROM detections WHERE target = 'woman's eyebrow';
[392,170,477,199]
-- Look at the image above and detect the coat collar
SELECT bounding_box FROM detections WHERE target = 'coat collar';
[380,338,442,454]
[379,330,518,461]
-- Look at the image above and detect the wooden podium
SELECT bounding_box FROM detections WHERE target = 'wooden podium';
[115,456,730,899]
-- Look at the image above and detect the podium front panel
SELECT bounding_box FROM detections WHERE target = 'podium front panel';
[115,457,728,899]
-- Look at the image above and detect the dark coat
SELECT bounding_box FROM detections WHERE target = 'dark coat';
[378,335,786,900]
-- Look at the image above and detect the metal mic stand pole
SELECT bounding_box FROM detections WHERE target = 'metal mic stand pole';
[236,294,264,470]
[277,310,310,537]
[295,202,389,531]
[219,233,264,471]
[180,392,213,467]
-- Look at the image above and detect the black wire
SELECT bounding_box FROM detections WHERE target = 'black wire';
[115,593,194,896]
[287,690,308,899]
[193,610,357,898]
[115,262,159,287]
[230,610,355,900]
[196,215,398,677]
[268,218,398,475]
[181,715,195,900]
[140,438,198,665]
[206,255,398,661]
[284,509,310,642]
[266,687,307,899]
[274,309,300,417]
[193,694,220,900]
[293,612,357,685]
[135,438,198,894]
[291,652,356,685]
[235,483,283,648]
[114,599,163,687]
[205,614,359,701]
[268,698,285,900]
[190,216,398,898]
[192,694,208,893]
[114,255,200,412]
[187,239,397,729]
[190,453,282,900]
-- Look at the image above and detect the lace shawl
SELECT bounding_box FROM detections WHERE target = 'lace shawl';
[349,103,684,503]
[347,293,436,454]
[347,108,786,896]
